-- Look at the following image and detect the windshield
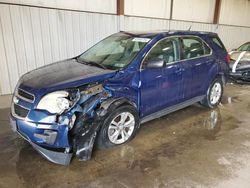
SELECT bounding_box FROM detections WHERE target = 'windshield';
[238,43,250,51]
[78,34,150,70]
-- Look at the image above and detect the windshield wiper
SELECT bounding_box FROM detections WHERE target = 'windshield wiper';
[77,58,107,69]
[86,61,107,69]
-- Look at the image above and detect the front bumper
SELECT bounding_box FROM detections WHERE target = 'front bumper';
[10,114,73,165]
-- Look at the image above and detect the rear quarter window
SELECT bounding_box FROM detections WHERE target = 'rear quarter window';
[211,36,226,50]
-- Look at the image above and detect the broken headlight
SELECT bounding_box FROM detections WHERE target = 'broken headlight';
[37,91,71,114]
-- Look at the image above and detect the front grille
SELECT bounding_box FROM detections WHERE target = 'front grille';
[17,89,34,102]
[14,103,29,118]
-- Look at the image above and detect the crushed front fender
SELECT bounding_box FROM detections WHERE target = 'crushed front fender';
[66,85,112,161]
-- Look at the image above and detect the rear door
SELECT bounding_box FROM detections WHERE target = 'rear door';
[180,36,212,101]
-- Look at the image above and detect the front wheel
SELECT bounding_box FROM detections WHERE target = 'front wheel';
[201,78,223,108]
[97,105,140,149]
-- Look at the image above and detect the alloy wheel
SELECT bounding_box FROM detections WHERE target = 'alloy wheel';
[107,112,135,145]
[210,82,222,105]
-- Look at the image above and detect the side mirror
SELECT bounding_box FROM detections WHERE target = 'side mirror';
[145,57,164,69]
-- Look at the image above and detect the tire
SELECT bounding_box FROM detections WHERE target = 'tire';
[97,105,140,149]
[201,78,223,108]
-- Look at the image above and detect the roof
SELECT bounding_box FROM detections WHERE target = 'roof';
[120,30,217,38]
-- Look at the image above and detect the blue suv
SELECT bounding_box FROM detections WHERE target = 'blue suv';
[10,31,229,165]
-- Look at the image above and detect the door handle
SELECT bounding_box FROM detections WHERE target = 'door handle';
[156,75,163,79]
[175,68,184,74]
[195,63,202,66]
[206,60,213,64]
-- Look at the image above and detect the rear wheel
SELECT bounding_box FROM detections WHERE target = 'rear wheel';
[97,105,140,149]
[201,78,223,108]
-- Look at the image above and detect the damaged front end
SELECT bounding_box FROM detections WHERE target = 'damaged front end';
[65,84,112,162]
[229,51,250,83]
[10,83,112,165]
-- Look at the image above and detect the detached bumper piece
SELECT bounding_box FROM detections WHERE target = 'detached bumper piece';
[10,115,73,166]
[17,130,72,165]
[30,142,72,165]
[16,129,73,165]
[75,132,97,161]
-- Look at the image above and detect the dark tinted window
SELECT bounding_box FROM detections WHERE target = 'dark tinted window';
[182,37,208,59]
[144,38,180,66]
[212,37,226,50]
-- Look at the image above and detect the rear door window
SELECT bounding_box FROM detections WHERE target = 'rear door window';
[182,37,211,60]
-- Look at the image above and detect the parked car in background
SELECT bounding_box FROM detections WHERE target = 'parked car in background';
[10,31,229,165]
[229,42,250,82]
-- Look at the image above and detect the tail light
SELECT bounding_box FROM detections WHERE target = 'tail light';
[227,54,231,64]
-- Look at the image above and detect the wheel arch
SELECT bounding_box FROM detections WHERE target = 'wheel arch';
[96,98,140,149]
[98,97,138,117]
[205,62,226,93]
[217,72,227,86]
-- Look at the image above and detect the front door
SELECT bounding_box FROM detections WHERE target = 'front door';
[140,37,183,117]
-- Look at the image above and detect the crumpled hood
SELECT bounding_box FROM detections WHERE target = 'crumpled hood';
[230,51,250,61]
[19,58,116,90]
